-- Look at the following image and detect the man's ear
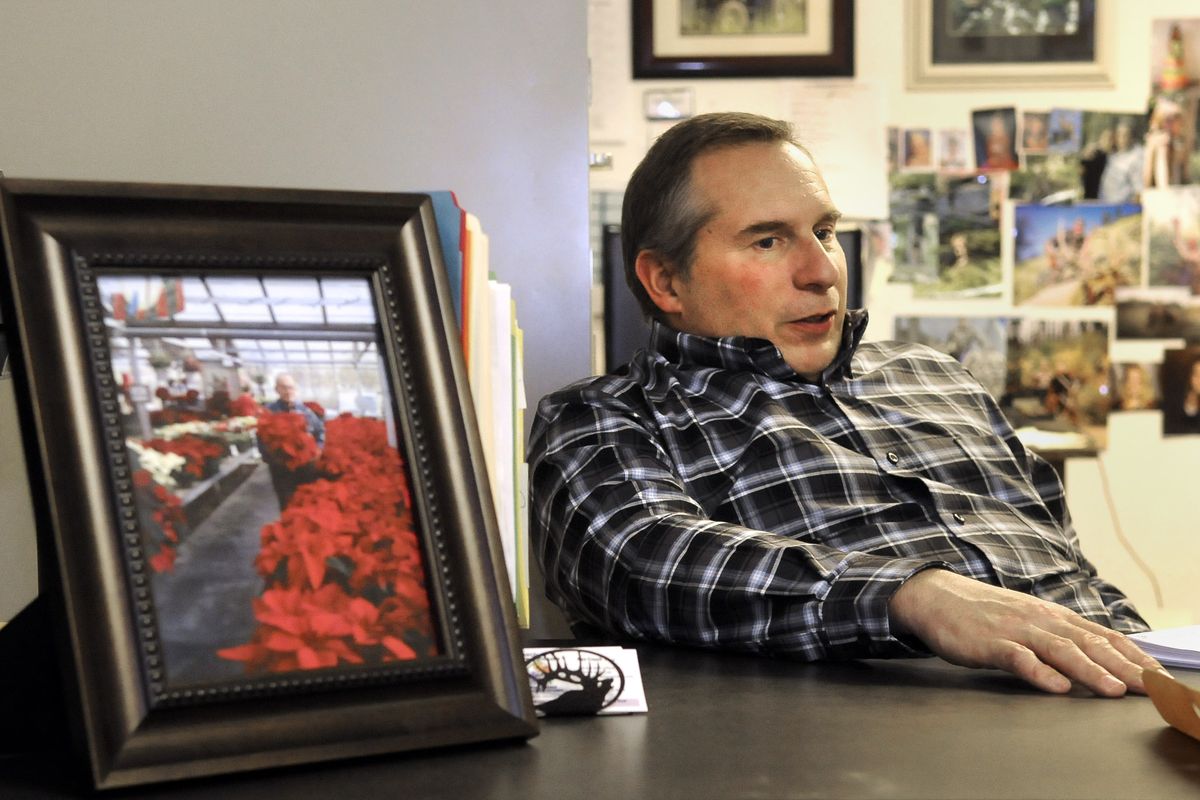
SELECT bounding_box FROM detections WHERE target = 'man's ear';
[634,250,684,315]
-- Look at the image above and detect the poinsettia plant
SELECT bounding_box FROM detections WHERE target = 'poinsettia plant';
[219,412,434,673]
[133,468,187,573]
[230,393,261,417]
[139,434,229,480]
[255,411,320,470]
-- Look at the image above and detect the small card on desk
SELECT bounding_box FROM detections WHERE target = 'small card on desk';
[523,646,648,717]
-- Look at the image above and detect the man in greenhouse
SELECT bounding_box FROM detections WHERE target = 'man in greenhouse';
[530,112,1163,699]
[260,373,325,510]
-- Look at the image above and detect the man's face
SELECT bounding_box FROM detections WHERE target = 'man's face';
[276,377,297,403]
[659,141,847,380]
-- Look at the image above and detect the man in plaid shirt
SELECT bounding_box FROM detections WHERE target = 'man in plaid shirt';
[530,112,1161,697]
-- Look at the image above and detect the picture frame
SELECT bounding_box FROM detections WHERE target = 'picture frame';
[632,0,854,79]
[905,0,1112,90]
[0,178,537,789]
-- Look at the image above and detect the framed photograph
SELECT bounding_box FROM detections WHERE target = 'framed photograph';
[906,0,1112,90]
[632,0,855,79]
[0,179,537,789]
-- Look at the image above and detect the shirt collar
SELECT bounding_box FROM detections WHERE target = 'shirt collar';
[647,308,870,383]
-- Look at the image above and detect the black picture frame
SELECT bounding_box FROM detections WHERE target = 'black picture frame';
[632,0,855,80]
[0,178,537,790]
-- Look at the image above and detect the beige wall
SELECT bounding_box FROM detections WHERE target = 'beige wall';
[589,0,1200,628]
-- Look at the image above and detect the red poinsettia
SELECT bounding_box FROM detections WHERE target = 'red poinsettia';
[216,584,366,671]
[304,400,326,419]
[133,469,186,573]
[221,411,435,673]
[230,393,261,417]
[256,411,320,469]
[140,434,228,478]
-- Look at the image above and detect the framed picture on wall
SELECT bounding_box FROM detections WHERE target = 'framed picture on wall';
[905,0,1112,90]
[632,0,855,79]
[0,178,537,789]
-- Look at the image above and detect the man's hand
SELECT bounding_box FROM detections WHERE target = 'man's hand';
[888,569,1163,696]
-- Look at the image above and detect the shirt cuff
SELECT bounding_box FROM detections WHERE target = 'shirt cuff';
[817,553,955,659]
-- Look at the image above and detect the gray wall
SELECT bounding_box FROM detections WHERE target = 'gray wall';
[0,0,590,628]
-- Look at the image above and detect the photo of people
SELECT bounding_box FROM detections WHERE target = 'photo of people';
[1022,111,1050,154]
[1078,111,1148,202]
[916,172,1005,299]
[946,0,1083,36]
[1047,108,1084,154]
[1110,362,1161,412]
[893,315,1008,399]
[1002,317,1111,448]
[1144,94,1196,190]
[903,127,934,170]
[1160,346,1200,435]
[938,129,973,172]
[1144,185,1200,294]
[97,274,439,687]
[1012,202,1141,306]
[973,107,1019,171]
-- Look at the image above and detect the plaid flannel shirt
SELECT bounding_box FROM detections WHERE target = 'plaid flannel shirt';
[529,310,1147,660]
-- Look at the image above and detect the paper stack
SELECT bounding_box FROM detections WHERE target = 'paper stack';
[1130,625,1200,669]
[428,192,529,628]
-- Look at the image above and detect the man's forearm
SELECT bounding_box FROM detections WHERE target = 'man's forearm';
[889,568,1161,696]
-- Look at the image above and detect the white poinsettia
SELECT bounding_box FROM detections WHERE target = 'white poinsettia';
[125,440,185,489]
[154,420,215,440]
[218,416,259,433]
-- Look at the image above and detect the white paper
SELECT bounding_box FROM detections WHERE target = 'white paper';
[1131,625,1200,669]
[587,0,631,143]
[524,645,648,715]
[785,81,889,220]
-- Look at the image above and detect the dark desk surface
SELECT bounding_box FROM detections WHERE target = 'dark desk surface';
[2,645,1199,799]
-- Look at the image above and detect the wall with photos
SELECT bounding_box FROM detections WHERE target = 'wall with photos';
[0,1,589,625]
[589,0,1200,628]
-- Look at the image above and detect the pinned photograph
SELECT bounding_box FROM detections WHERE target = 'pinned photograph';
[1012,202,1141,306]
[1010,152,1083,203]
[1048,108,1084,154]
[1110,362,1161,412]
[892,315,1008,399]
[888,172,940,284]
[937,129,973,172]
[1078,111,1149,202]
[1022,111,1051,154]
[1161,346,1200,435]
[917,172,1006,299]
[1115,286,1200,340]
[973,107,1020,171]
[1002,317,1111,448]
[1145,186,1200,294]
[902,127,934,170]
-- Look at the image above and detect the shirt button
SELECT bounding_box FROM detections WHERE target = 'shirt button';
[886,452,899,464]
[953,513,965,524]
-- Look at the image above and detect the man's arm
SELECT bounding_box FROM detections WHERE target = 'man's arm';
[885,391,1163,696]
[889,568,1161,696]
[530,388,951,661]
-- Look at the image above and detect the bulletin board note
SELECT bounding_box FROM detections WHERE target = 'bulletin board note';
[786,81,888,221]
